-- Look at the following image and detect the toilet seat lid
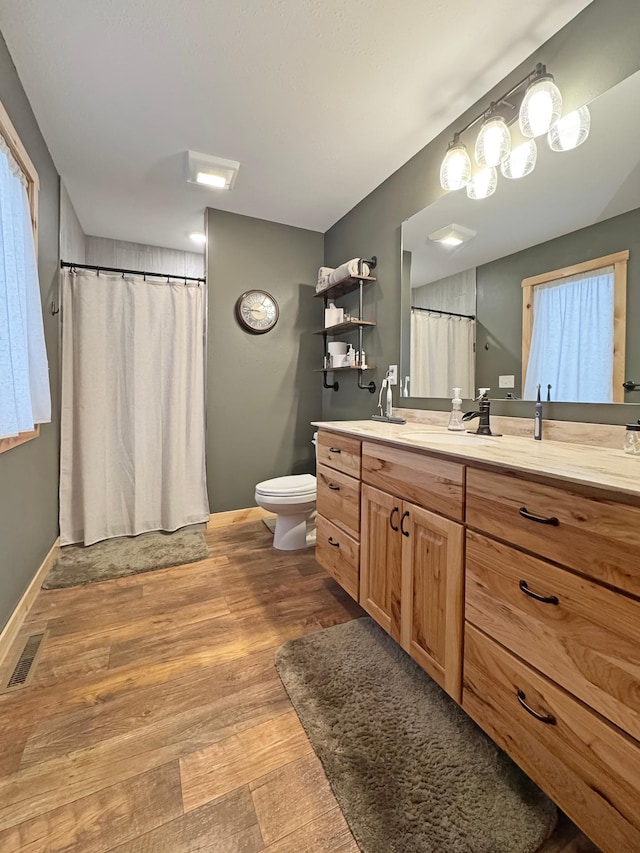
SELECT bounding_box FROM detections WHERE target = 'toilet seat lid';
[256,474,316,497]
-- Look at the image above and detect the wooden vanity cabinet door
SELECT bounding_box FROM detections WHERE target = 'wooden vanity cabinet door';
[360,484,402,641]
[400,502,464,701]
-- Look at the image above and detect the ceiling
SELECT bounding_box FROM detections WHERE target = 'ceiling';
[403,69,640,287]
[0,0,592,253]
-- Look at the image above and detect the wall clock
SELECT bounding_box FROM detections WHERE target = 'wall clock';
[235,289,279,334]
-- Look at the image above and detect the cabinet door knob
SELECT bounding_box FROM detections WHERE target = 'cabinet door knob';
[328,537,340,548]
[516,689,556,725]
[400,510,410,537]
[519,580,559,606]
[519,507,559,526]
[328,484,340,491]
[389,506,399,531]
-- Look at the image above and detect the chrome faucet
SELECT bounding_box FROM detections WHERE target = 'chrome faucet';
[462,389,500,436]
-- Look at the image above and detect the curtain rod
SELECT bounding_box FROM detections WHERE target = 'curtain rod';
[411,305,475,320]
[60,261,206,283]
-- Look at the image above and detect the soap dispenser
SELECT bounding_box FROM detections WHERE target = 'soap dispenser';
[447,387,465,431]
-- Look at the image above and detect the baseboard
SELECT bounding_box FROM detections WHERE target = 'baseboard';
[0,537,59,668]
[207,506,272,529]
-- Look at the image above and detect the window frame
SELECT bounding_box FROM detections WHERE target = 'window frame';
[0,98,41,454]
[521,250,629,403]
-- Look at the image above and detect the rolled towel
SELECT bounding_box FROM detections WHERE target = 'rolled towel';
[329,258,370,285]
[316,266,335,292]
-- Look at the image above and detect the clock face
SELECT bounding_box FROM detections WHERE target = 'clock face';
[235,290,279,334]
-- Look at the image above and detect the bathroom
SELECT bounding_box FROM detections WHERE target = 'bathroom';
[0,0,640,850]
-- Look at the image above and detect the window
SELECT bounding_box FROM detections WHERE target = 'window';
[522,251,628,403]
[0,99,50,453]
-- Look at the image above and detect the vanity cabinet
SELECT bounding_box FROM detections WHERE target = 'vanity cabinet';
[314,423,640,852]
[360,466,464,701]
[315,430,362,600]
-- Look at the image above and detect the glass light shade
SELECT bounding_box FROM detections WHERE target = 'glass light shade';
[519,76,562,138]
[466,166,497,200]
[500,138,537,179]
[475,117,511,167]
[440,143,471,191]
[548,105,591,151]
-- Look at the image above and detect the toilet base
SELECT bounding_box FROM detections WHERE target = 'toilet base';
[273,511,313,550]
[263,514,316,548]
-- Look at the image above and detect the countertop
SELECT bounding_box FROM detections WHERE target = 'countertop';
[313,419,640,499]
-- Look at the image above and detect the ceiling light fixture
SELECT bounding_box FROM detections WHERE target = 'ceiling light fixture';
[187,151,240,191]
[428,223,477,247]
[189,232,207,245]
[439,64,590,198]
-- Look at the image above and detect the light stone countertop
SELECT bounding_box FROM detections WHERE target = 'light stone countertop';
[313,419,640,499]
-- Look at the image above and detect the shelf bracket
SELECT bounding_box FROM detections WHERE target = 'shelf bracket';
[358,371,376,393]
[323,371,339,392]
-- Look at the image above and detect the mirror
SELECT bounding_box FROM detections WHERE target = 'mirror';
[400,70,640,404]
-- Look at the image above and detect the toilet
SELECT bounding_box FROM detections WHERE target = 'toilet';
[254,433,318,550]
[254,474,317,550]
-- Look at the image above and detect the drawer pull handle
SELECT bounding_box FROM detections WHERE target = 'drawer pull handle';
[400,510,410,537]
[328,484,340,491]
[519,580,559,606]
[389,506,399,531]
[516,689,556,725]
[519,507,559,526]
[328,537,340,548]
[329,447,341,453]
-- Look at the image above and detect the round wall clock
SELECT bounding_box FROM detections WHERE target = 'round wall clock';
[235,289,279,334]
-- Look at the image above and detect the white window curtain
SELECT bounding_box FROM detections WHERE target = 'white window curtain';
[523,267,614,403]
[59,270,210,545]
[410,310,475,398]
[0,141,50,438]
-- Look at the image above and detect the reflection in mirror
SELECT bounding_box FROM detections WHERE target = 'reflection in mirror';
[400,70,640,404]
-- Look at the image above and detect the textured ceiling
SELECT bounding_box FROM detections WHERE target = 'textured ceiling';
[0,0,592,252]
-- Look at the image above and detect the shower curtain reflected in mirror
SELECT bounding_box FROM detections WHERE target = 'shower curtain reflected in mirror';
[59,269,210,546]
[410,310,475,399]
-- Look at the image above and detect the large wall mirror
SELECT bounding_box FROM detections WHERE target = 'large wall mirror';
[400,69,640,406]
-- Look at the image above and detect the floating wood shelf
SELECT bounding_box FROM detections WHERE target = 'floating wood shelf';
[314,276,376,300]
[314,364,375,373]
[313,319,376,335]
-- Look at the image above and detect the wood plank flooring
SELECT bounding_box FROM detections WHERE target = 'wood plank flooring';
[0,518,600,852]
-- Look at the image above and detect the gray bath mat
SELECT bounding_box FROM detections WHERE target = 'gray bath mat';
[43,528,209,589]
[275,617,557,853]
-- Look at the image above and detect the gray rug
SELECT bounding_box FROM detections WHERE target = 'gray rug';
[275,617,557,853]
[43,528,209,589]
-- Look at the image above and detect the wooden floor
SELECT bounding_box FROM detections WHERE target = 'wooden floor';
[0,518,600,852]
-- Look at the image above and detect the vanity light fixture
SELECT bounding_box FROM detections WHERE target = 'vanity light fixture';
[501,138,537,179]
[548,105,591,151]
[466,166,497,200]
[439,136,472,191]
[186,151,240,191]
[439,64,590,197]
[428,223,477,247]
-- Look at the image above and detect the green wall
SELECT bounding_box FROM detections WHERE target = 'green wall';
[0,32,60,631]
[206,209,324,511]
[476,206,640,399]
[323,0,640,425]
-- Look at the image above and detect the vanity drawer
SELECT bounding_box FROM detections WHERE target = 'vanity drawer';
[317,430,361,478]
[362,442,464,521]
[466,468,640,596]
[466,531,640,741]
[463,624,640,853]
[316,463,360,539]
[316,515,359,600]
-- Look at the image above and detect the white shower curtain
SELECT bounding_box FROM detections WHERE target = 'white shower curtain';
[59,270,210,545]
[410,310,475,398]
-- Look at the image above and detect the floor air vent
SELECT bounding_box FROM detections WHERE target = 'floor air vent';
[5,632,45,690]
